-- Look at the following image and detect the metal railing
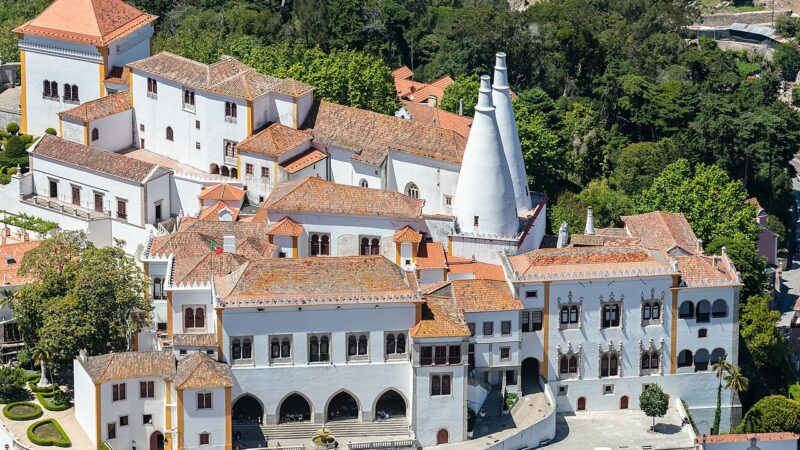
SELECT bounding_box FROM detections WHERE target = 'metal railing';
[348,440,415,449]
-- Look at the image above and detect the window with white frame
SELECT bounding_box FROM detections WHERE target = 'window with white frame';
[346,333,369,361]
[309,334,331,362]
[359,237,380,256]
[183,306,206,332]
[601,303,621,328]
[559,305,580,330]
[112,383,126,401]
[270,335,292,363]
[385,332,407,358]
[231,336,254,364]
[152,277,164,300]
[599,352,620,377]
[558,354,579,379]
[521,310,543,332]
[430,373,452,396]
[640,350,660,375]
[147,78,158,97]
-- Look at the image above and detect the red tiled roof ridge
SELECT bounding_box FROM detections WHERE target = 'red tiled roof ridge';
[58,91,132,122]
[698,432,799,443]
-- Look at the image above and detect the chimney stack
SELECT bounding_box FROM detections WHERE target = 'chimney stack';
[223,235,236,253]
[427,95,438,107]
[556,222,569,248]
[492,52,532,214]
[585,207,595,236]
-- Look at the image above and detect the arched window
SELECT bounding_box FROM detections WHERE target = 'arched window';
[91,128,99,142]
[711,348,726,365]
[405,183,419,199]
[642,301,661,323]
[310,336,320,362]
[195,308,205,328]
[601,304,620,328]
[225,102,237,120]
[386,334,396,355]
[321,235,330,256]
[281,338,291,358]
[678,301,694,319]
[152,278,162,300]
[359,179,368,188]
[360,238,370,256]
[559,305,580,328]
[641,351,659,374]
[358,335,368,355]
[396,333,406,354]
[712,299,728,318]
[600,353,619,377]
[321,336,330,360]
[242,338,252,359]
[696,300,711,323]
[677,350,693,368]
[311,235,320,256]
[64,84,71,102]
[271,338,280,359]
[370,238,380,255]
[51,81,58,98]
[348,335,357,356]
[71,85,78,102]
[232,338,242,360]
[184,308,195,330]
[166,127,174,141]
[43,80,51,97]
[559,355,578,378]
[694,348,710,372]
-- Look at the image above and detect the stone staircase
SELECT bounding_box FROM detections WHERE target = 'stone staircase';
[260,417,410,442]
[480,386,504,417]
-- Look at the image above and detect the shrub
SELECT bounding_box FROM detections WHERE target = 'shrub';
[20,134,32,144]
[0,173,10,185]
[36,392,71,412]
[793,86,800,107]
[6,122,19,135]
[44,128,56,136]
[0,367,28,403]
[52,390,70,407]
[17,350,34,371]
[6,166,15,176]
[27,419,71,447]
[3,401,42,421]
[681,399,699,434]
[736,395,800,433]
[27,381,56,394]
[5,136,25,158]
[790,383,800,402]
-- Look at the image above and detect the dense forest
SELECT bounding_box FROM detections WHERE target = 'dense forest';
[3,0,800,418]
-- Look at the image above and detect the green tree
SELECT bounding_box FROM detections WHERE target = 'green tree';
[613,139,678,195]
[705,234,767,298]
[30,346,51,388]
[517,108,569,194]
[5,136,25,158]
[776,16,800,38]
[738,293,784,370]
[440,74,479,117]
[5,123,19,135]
[549,191,583,235]
[765,215,787,248]
[635,159,759,245]
[639,384,669,430]
[724,366,749,410]
[576,179,632,228]
[735,395,800,433]
[773,43,800,80]
[711,357,732,435]
[0,367,26,403]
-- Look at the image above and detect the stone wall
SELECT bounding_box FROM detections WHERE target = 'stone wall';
[0,110,20,130]
[700,9,791,27]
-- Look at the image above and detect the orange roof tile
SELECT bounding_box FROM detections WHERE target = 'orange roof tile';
[393,226,423,244]
[508,246,671,280]
[392,66,414,81]
[446,256,505,281]
[448,279,522,312]
[399,102,472,138]
[172,252,249,286]
[147,221,275,261]
[105,66,131,85]
[303,101,466,165]
[198,201,240,221]
[172,333,217,348]
[273,78,315,97]
[236,123,311,158]
[58,91,132,122]
[621,211,699,255]
[173,351,232,389]
[266,217,304,237]
[699,432,799,444]
[15,0,157,46]
[410,294,471,339]
[80,352,175,383]
[198,184,245,202]
[280,149,327,174]
[675,254,740,287]
[265,176,424,219]
[0,241,41,287]
[415,242,447,269]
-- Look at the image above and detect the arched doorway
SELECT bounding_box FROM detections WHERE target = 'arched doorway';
[150,431,164,450]
[577,397,586,411]
[436,429,449,444]
[620,396,629,410]
[374,390,406,419]
[279,393,312,423]
[327,391,359,421]
[209,163,219,175]
[233,394,264,424]
[521,358,541,395]
[221,166,230,177]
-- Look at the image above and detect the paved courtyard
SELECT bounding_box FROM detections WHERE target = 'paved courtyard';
[543,408,694,450]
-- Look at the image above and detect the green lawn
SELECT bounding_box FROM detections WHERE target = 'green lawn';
[697,0,767,13]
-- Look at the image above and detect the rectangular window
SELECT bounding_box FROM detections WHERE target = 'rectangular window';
[116,199,127,220]
[444,195,452,206]
[140,124,145,132]
[200,433,210,445]
[154,201,162,222]
[147,78,158,97]
[71,185,80,206]
[197,392,212,409]
[525,290,538,299]
[119,416,128,427]
[501,320,512,336]
[112,383,126,401]
[467,322,475,337]
[448,345,461,365]
[602,304,621,328]
[431,374,452,396]
[698,328,708,338]
[482,322,493,337]
[196,142,201,150]
[532,311,543,331]
[420,346,433,366]
[261,166,270,179]
[434,346,447,365]
[473,216,479,227]
[557,386,568,396]
[245,163,254,176]
[603,384,614,395]
[143,414,153,424]
[139,381,155,399]
[195,120,200,129]
[107,423,116,440]
[93,192,103,213]
[308,334,331,363]
[500,347,511,360]
[183,89,195,109]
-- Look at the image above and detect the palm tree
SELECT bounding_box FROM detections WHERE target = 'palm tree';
[711,357,731,434]
[30,346,51,388]
[724,367,750,415]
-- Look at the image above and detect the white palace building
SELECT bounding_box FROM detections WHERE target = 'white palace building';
[0,0,743,449]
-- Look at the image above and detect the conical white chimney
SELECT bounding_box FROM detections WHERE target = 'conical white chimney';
[453,75,519,238]
[585,207,595,236]
[492,52,532,213]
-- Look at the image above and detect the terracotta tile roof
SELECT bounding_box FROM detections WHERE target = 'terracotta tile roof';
[400,75,454,104]
[172,252,249,286]
[410,294,471,338]
[394,78,428,100]
[147,221,275,260]
[172,333,217,348]
[14,0,157,46]
[198,201,240,221]
[264,176,424,219]
[302,101,466,165]
[128,53,282,101]
[266,217,304,237]
[698,432,799,444]
[198,184,246,202]
[0,241,41,287]
[415,242,447,269]
[172,352,232,390]
[280,149,327,174]
[446,256,506,281]
[31,135,168,183]
[449,279,522,312]
[392,66,414,81]
[59,92,131,123]
[394,226,423,244]
[80,351,175,383]
[508,246,671,280]
[105,66,131,85]
[621,211,699,255]
[215,256,419,307]
[399,102,472,138]
[745,197,764,211]
[274,78,315,97]
[236,123,311,157]
[675,255,740,287]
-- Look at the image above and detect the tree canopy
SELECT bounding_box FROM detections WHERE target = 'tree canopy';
[736,395,800,434]
[639,384,669,429]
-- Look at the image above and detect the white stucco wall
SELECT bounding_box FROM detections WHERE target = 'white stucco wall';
[73,359,97,447]
[88,110,134,152]
[100,377,167,449]
[182,387,228,450]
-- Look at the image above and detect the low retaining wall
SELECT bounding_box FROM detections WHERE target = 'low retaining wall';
[699,9,791,27]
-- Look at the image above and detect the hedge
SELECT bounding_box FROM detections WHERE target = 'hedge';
[681,399,699,435]
[36,392,71,412]
[27,419,71,447]
[27,381,56,393]
[3,401,42,421]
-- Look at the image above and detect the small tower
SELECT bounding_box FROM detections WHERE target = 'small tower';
[453,75,518,237]
[492,52,532,213]
[585,207,595,236]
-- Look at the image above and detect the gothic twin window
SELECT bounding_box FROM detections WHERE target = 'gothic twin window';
[599,352,619,377]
